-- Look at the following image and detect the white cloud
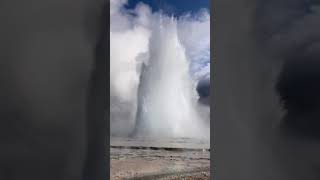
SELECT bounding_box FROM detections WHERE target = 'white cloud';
[177,9,210,80]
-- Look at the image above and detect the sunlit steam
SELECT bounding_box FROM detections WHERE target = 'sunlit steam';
[134,15,208,138]
[110,0,209,139]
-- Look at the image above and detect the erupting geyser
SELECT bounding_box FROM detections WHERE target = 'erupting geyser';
[133,15,207,138]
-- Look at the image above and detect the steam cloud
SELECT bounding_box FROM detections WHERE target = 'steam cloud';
[110,0,210,137]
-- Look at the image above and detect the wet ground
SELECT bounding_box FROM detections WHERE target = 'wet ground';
[110,137,210,179]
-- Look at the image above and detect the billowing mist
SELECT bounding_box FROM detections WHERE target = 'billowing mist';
[110,0,210,138]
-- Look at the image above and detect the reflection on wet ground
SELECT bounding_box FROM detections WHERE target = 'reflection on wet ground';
[110,137,210,179]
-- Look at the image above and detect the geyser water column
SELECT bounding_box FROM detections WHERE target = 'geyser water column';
[133,15,205,138]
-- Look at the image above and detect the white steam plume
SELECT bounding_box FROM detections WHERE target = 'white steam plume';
[110,0,210,138]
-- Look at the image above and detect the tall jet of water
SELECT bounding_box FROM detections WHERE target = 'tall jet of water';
[134,15,206,138]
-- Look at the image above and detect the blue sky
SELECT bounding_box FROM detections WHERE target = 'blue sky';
[125,0,210,16]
